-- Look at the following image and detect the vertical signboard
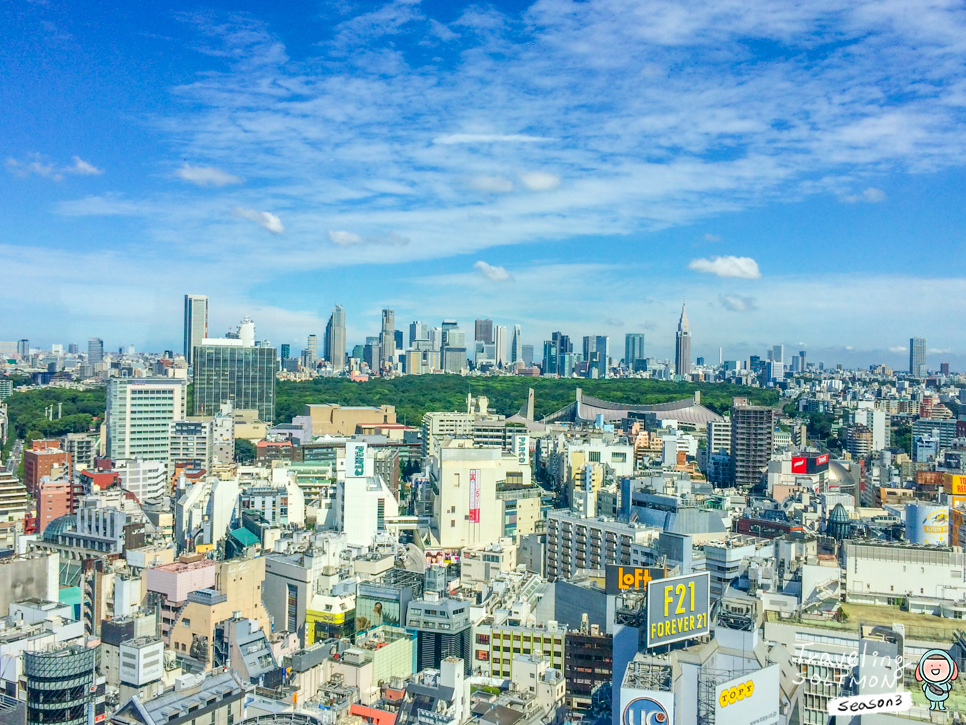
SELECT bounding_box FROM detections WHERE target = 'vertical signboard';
[514,434,530,466]
[346,442,367,478]
[469,469,481,523]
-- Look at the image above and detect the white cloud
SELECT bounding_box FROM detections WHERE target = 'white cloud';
[719,294,757,312]
[433,133,551,145]
[469,175,514,193]
[175,164,242,187]
[328,230,365,246]
[704,233,722,242]
[6,155,62,181]
[67,156,103,175]
[843,187,887,203]
[519,171,561,191]
[929,348,950,354]
[327,230,409,246]
[689,256,762,279]
[889,346,907,353]
[233,207,284,233]
[473,261,512,282]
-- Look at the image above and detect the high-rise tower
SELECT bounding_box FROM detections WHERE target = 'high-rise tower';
[380,309,395,369]
[510,325,523,364]
[184,294,208,365]
[910,336,926,377]
[325,305,346,370]
[675,303,691,377]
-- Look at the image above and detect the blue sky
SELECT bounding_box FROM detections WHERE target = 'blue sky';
[4,0,966,369]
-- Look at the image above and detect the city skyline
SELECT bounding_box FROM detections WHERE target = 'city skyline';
[4,297,956,373]
[4,2,966,368]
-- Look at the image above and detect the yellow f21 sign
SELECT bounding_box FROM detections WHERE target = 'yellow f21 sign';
[646,572,710,648]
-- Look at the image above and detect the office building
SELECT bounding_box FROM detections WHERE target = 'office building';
[0,471,30,546]
[475,318,494,344]
[510,325,523,364]
[494,325,508,366]
[116,459,167,502]
[442,325,467,373]
[522,344,534,367]
[910,336,927,376]
[280,343,290,360]
[193,317,276,421]
[625,333,645,369]
[546,510,654,580]
[542,340,558,375]
[730,402,775,489]
[183,294,208,365]
[428,438,535,548]
[336,442,400,547]
[406,594,472,675]
[409,321,428,346]
[553,333,572,375]
[325,305,346,369]
[107,379,187,467]
[24,440,72,498]
[17,339,29,357]
[25,646,97,725]
[380,309,395,369]
[582,335,609,378]
[63,432,96,471]
[306,334,318,362]
[674,303,690,376]
[88,337,104,366]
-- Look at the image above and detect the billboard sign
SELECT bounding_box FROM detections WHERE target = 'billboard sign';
[619,689,673,725]
[905,505,949,546]
[646,572,710,648]
[346,442,367,478]
[605,565,665,596]
[425,549,461,566]
[514,435,530,466]
[469,469,481,523]
[945,473,966,496]
[714,665,780,725]
[791,453,829,474]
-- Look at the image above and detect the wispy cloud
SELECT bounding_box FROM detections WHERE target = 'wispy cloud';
[719,294,757,312]
[844,187,887,203]
[433,133,551,145]
[234,207,284,233]
[7,154,102,180]
[67,156,103,175]
[327,230,409,247]
[519,171,561,191]
[473,261,512,282]
[889,346,907,353]
[175,163,242,187]
[469,175,514,193]
[704,234,721,242]
[689,256,761,279]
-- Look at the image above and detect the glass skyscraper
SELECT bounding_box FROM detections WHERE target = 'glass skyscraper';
[192,344,277,422]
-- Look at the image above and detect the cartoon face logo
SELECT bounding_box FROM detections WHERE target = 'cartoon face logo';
[623,697,669,725]
[916,650,959,712]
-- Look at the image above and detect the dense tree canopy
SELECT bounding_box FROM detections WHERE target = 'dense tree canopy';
[275,376,778,425]
[2,385,105,455]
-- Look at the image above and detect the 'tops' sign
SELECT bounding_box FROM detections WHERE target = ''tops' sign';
[646,572,710,648]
